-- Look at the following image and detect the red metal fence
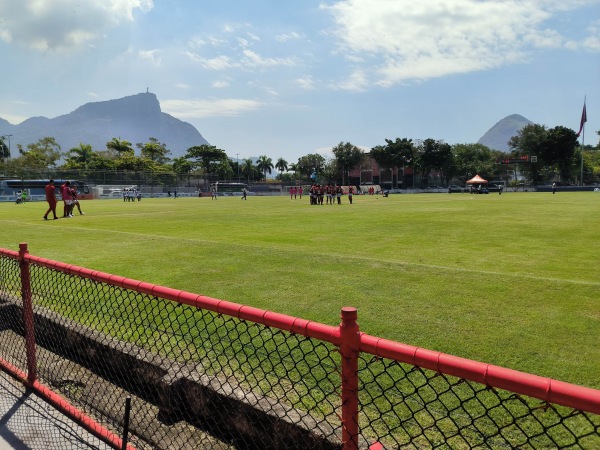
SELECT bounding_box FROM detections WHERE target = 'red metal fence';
[0,243,599,449]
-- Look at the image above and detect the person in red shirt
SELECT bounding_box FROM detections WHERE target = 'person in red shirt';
[43,179,58,220]
[61,181,73,218]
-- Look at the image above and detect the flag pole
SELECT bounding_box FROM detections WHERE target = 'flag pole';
[579,96,586,186]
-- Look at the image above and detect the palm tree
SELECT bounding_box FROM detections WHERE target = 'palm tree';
[67,143,95,167]
[287,162,298,184]
[256,155,274,181]
[242,158,255,182]
[275,158,288,178]
[106,138,134,156]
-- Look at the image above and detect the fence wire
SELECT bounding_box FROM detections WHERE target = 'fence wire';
[358,356,600,449]
[1,254,343,449]
[1,251,600,449]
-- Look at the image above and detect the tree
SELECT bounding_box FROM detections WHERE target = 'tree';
[545,126,578,182]
[65,143,95,167]
[256,155,274,180]
[451,143,497,182]
[296,154,326,180]
[331,141,364,185]
[370,138,415,188]
[137,137,171,164]
[509,124,579,184]
[172,156,193,175]
[508,124,547,184]
[275,158,288,178]
[215,158,234,179]
[242,158,256,182]
[185,145,228,181]
[106,138,134,157]
[414,139,454,186]
[0,136,9,161]
[17,137,62,171]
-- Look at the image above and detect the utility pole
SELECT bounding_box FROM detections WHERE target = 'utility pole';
[236,153,240,181]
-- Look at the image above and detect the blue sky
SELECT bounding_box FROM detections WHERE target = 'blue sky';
[0,0,598,162]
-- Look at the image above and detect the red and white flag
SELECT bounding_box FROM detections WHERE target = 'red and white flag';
[576,101,587,137]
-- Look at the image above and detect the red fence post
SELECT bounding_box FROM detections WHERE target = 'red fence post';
[19,243,37,383]
[340,307,360,450]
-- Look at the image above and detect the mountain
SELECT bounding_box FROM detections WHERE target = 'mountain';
[0,92,209,159]
[477,114,533,152]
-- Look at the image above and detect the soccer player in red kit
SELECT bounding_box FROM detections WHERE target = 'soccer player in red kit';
[43,179,58,220]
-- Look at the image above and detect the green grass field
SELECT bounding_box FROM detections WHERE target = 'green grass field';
[2,191,599,390]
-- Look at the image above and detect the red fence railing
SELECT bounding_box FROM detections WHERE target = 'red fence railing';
[0,243,599,449]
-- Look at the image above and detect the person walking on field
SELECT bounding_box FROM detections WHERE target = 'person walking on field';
[70,186,85,215]
[348,185,354,204]
[241,187,248,200]
[60,181,73,218]
[43,179,58,220]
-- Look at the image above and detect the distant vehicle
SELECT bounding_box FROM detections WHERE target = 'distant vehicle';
[448,185,464,193]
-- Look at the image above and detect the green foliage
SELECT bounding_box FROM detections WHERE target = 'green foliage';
[171,156,193,174]
[451,143,498,182]
[415,139,453,184]
[296,153,326,179]
[256,155,274,180]
[106,137,134,156]
[241,158,257,181]
[275,157,288,176]
[137,137,171,164]
[331,141,364,184]
[509,124,580,184]
[0,136,9,160]
[185,144,228,176]
[8,137,63,177]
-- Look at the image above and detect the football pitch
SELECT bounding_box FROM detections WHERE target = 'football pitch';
[1,191,599,390]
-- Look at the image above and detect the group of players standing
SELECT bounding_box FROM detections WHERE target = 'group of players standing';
[43,180,84,220]
[123,188,142,202]
[308,184,353,205]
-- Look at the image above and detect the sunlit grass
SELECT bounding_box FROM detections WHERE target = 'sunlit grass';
[2,191,599,389]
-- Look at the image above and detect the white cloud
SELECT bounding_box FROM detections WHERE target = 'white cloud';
[323,0,600,86]
[276,32,303,42]
[162,98,263,118]
[336,69,369,92]
[211,80,230,88]
[0,0,153,51]
[241,49,297,68]
[139,49,161,65]
[295,75,316,90]
[186,52,240,70]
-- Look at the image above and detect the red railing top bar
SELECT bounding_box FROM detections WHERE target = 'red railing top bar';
[360,334,600,415]
[5,246,600,416]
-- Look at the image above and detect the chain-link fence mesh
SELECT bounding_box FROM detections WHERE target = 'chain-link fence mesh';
[358,356,600,449]
[1,249,600,449]
[0,251,343,449]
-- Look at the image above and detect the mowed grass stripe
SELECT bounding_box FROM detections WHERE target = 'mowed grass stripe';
[5,218,600,288]
[2,192,599,388]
